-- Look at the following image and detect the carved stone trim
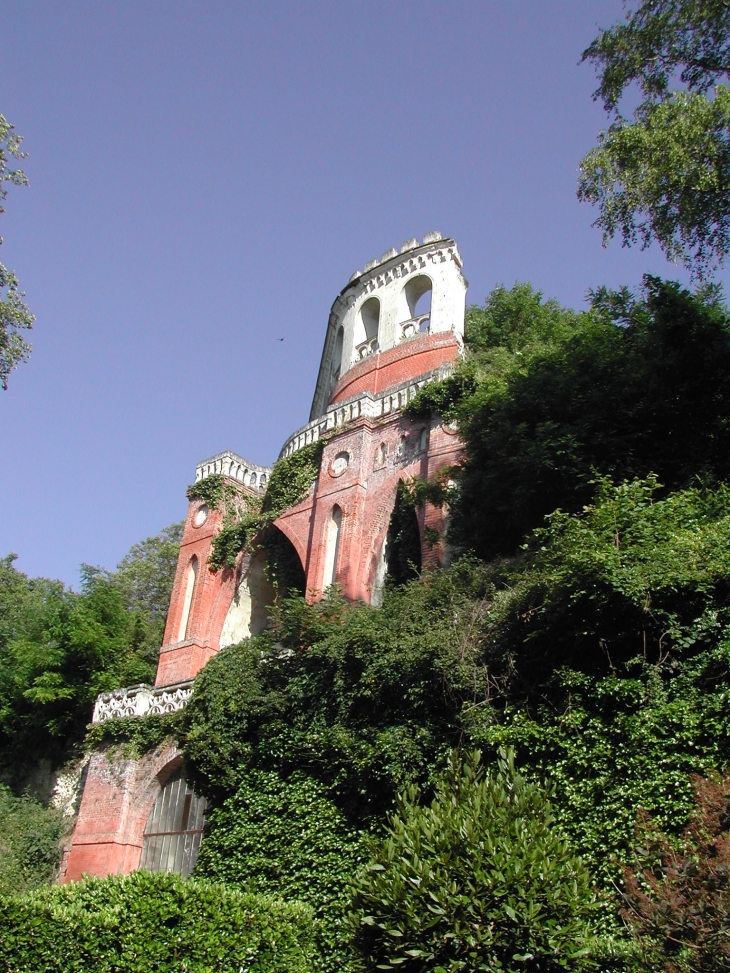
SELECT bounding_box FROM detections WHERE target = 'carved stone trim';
[92,681,194,724]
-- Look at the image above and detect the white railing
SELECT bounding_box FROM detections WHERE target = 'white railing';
[355,336,378,359]
[278,363,454,459]
[400,314,431,339]
[92,681,194,724]
[195,450,272,491]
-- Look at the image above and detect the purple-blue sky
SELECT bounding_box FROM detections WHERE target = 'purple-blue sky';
[0,1,709,586]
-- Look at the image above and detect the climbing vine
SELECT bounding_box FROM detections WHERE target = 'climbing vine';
[84,713,182,757]
[208,440,328,576]
[186,474,226,510]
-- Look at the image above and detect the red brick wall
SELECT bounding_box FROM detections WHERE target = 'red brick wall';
[61,744,181,883]
[155,486,248,687]
[275,412,463,602]
[329,332,460,406]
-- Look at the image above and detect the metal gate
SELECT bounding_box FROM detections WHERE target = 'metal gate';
[139,767,206,877]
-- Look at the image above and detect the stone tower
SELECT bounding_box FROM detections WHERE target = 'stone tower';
[62,232,467,883]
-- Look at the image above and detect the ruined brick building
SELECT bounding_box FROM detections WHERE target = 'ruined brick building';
[62,232,467,881]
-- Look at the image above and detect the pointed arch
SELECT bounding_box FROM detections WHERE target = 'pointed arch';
[177,555,198,641]
[323,505,343,589]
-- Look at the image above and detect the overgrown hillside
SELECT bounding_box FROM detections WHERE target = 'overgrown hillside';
[3,279,730,971]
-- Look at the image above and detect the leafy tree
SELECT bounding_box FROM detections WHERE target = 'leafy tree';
[0,523,182,783]
[578,1,730,276]
[622,773,730,971]
[0,784,64,895]
[351,749,598,973]
[0,113,32,388]
[409,279,730,559]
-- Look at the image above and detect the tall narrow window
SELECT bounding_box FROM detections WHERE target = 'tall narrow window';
[355,298,380,360]
[322,505,342,589]
[331,326,344,387]
[139,767,206,878]
[177,555,198,642]
[400,275,433,338]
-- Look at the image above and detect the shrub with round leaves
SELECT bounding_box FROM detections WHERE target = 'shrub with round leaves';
[350,749,599,973]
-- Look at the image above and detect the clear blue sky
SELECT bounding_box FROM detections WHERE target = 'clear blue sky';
[0,0,708,586]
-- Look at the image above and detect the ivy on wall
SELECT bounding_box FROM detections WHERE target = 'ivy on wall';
[204,440,327,581]
[84,713,181,758]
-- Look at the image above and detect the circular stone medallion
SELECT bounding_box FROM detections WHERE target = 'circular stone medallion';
[330,452,350,477]
[194,504,209,527]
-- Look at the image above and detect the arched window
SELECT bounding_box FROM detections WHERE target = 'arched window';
[354,298,380,360]
[177,555,198,642]
[322,505,342,589]
[385,483,422,585]
[331,326,344,387]
[401,275,432,338]
[139,767,206,878]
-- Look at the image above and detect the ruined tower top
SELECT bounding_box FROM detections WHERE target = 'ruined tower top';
[309,232,467,421]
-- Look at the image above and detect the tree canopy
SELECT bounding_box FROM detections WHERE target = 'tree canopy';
[0,113,32,389]
[578,1,730,276]
[0,522,182,783]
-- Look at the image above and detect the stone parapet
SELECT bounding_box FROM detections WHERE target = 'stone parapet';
[92,681,194,723]
[279,360,455,460]
[195,450,272,490]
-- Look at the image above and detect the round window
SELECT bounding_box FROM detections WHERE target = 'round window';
[330,452,350,477]
[193,505,209,527]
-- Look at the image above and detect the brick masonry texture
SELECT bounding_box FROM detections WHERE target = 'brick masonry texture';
[65,234,467,881]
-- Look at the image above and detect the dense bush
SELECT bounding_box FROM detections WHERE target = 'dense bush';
[351,749,598,973]
[408,278,730,559]
[0,784,64,894]
[0,870,314,973]
[621,773,730,973]
[180,569,493,818]
[181,473,730,954]
[196,768,366,972]
[0,523,182,781]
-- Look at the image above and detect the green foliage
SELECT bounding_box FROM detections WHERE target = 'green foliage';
[196,769,366,973]
[579,1,730,275]
[0,523,182,782]
[112,522,183,622]
[182,475,730,956]
[0,784,64,895]
[0,870,314,973]
[578,86,730,276]
[84,713,181,758]
[180,567,492,819]
[0,113,32,389]
[409,279,730,560]
[187,473,226,509]
[209,440,325,575]
[261,440,327,517]
[351,749,598,973]
[384,481,422,586]
[622,773,730,972]
[210,521,250,571]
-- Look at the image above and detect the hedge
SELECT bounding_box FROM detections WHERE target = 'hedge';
[0,870,314,973]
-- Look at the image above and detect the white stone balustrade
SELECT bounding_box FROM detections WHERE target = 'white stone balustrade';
[92,681,194,724]
[400,314,431,339]
[278,363,454,459]
[195,450,272,490]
